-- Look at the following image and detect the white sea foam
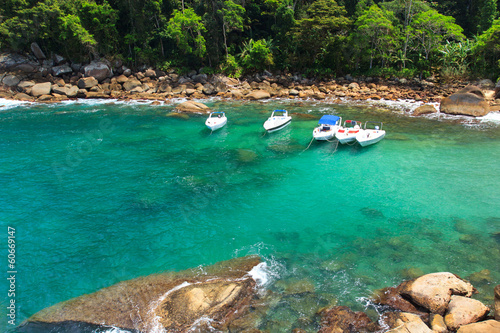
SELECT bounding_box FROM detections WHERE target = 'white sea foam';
[478,111,500,123]
[100,326,134,333]
[248,262,270,287]
[0,98,33,110]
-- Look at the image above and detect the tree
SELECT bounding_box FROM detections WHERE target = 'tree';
[239,38,274,72]
[218,0,245,56]
[290,0,351,70]
[166,7,207,60]
[353,4,398,69]
[409,9,464,61]
[381,0,430,68]
[476,0,498,34]
[472,19,500,77]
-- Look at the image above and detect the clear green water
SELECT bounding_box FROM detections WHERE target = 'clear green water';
[1,99,500,332]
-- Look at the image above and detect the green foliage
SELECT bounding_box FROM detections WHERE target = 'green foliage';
[476,0,498,34]
[239,38,274,72]
[166,8,207,59]
[220,53,243,78]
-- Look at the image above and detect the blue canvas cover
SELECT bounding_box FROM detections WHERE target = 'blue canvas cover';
[318,115,340,125]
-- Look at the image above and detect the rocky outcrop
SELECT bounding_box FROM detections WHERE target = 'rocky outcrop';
[400,272,475,315]
[20,256,261,332]
[444,295,490,330]
[440,92,490,117]
[30,42,46,60]
[77,77,98,89]
[318,306,380,333]
[175,101,211,113]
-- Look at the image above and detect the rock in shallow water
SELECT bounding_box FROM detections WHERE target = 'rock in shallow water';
[20,256,261,332]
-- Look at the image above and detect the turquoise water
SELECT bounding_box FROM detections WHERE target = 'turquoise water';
[1,99,500,332]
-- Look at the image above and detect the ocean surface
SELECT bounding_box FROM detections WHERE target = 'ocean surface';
[1,98,499,332]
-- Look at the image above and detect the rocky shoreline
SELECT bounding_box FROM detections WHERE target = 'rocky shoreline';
[16,256,500,333]
[1,52,500,118]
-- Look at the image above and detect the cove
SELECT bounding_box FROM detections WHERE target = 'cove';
[1,98,499,332]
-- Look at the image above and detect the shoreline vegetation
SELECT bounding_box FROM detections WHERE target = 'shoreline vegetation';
[16,256,500,333]
[1,53,500,119]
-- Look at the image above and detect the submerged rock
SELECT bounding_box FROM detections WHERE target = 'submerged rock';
[166,112,190,120]
[20,256,261,332]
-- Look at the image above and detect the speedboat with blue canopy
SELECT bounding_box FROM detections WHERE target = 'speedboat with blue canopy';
[263,109,292,133]
[205,111,227,131]
[313,115,342,141]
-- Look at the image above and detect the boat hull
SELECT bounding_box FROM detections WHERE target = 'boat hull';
[336,130,361,144]
[205,118,227,131]
[313,131,335,140]
[356,130,385,146]
[264,118,292,132]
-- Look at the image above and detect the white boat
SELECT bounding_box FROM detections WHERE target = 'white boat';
[263,109,292,132]
[336,120,363,144]
[313,115,342,141]
[356,121,386,147]
[205,111,227,131]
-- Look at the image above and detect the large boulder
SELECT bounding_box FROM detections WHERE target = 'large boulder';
[372,283,428,316]
[66,85,79,98]
[400,272,475,315]
[246,90,271,100]
[456,320,500,333]
[20,256,261,332]
[83,61,112,82]
[175,101,211,114]
[31,82,52,97]
[444,296,490,331]
[318,306,380,333]
[77,77,99,89]
[440,93,489,117]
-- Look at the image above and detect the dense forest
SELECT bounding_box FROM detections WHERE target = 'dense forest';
[1,0,500,81]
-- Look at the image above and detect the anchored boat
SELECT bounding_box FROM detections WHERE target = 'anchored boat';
[205,111,227,131]
[356,121,386,146]
[263,110,292,133]
[313,115,342,141]
[336,120,363,144]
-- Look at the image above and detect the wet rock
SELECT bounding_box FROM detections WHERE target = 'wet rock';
[318,306,380,333]
[246,90,270,100]
[31,82,52,97]
[282,279,315,295]
[440,93,489,117]
[429,313,447,333]
[413,104,437,116]
[289,112,317,120]
[456,320,500,333]
[400,272,475,315]
[175,101,211,114]
[382,312,432,333]
[14,92,35,101]
[444,295,490,331]
[21,256,261,332]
